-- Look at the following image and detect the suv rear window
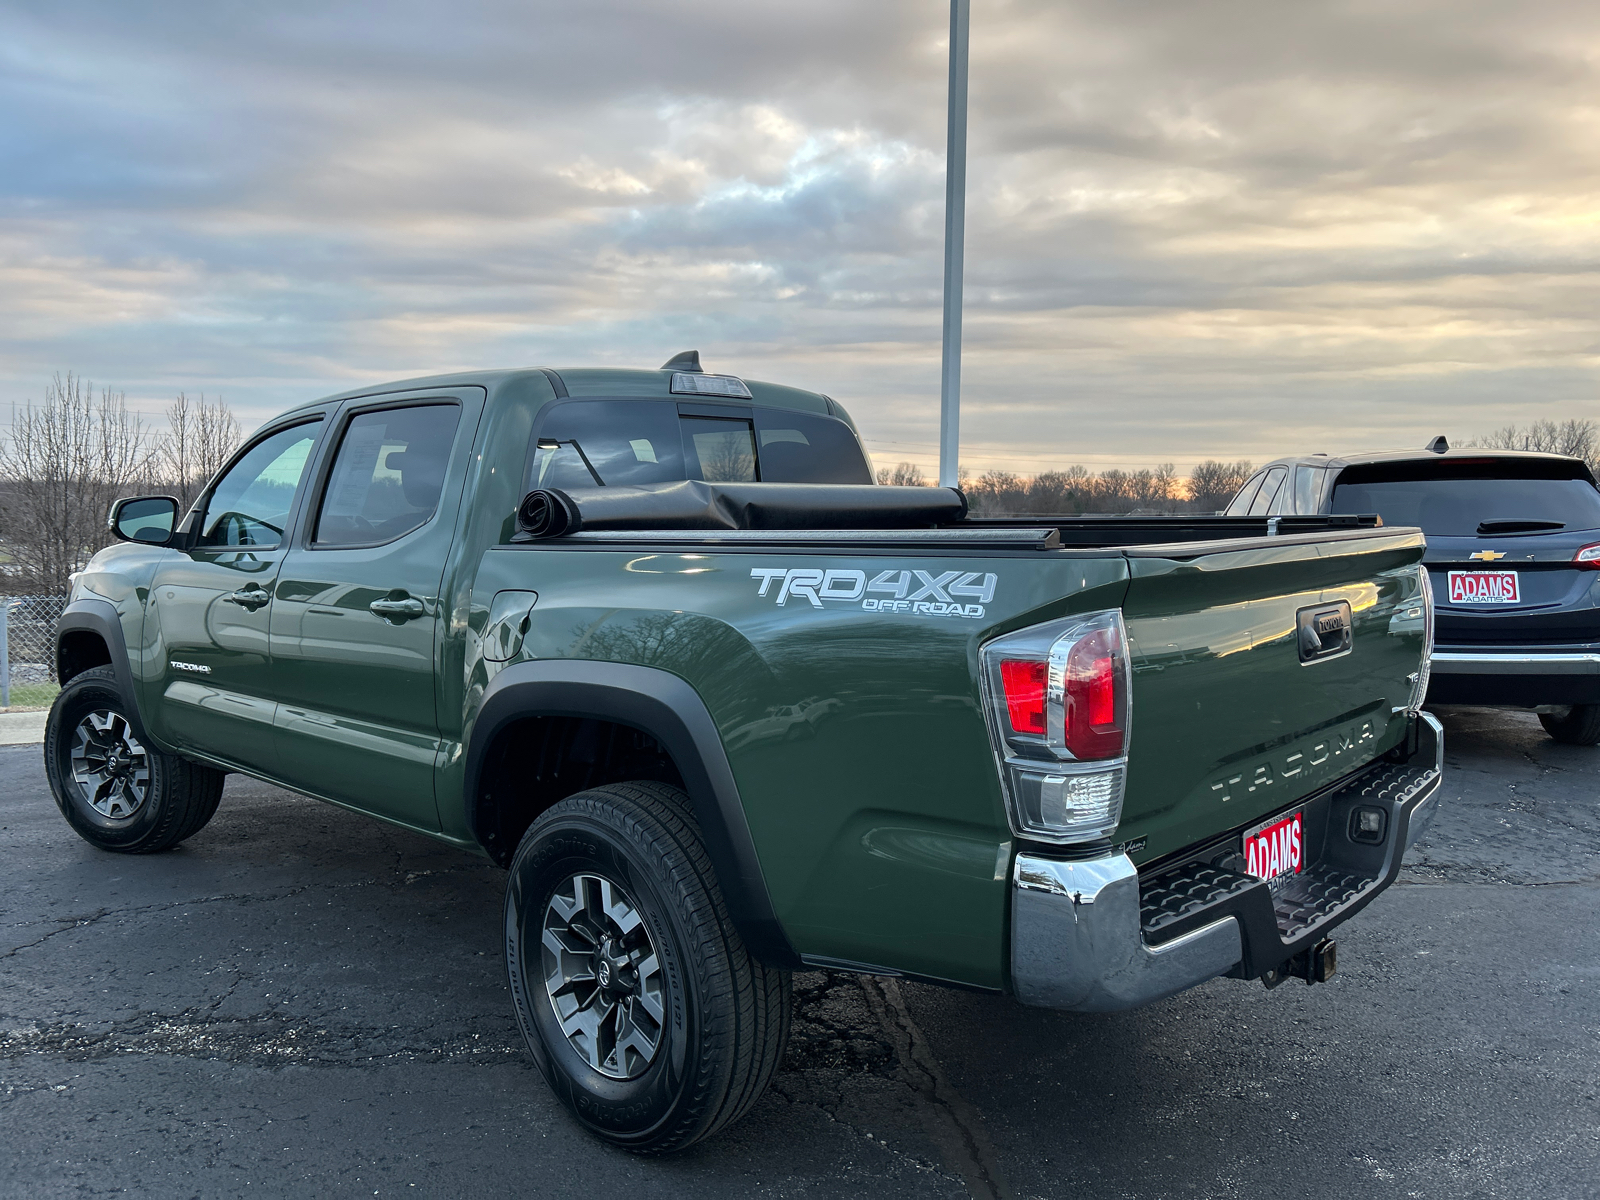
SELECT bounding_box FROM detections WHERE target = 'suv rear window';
[1330,459,1600,535]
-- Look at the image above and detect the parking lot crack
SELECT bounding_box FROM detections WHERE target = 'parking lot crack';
[859,976,1013,1200]
[0,908,115,961]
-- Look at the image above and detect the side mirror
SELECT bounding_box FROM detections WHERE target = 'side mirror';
[109,496,180,545]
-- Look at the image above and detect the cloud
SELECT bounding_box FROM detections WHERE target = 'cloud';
[1,0,1597,475]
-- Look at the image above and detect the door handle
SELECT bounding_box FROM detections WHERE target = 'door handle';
[369,596,426,620]
[224,587,271,610]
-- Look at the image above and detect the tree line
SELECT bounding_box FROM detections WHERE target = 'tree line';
[1470,419,1600,472]
[877,459,1255,515]
[0,373,240,592]
[878,416,1600,517]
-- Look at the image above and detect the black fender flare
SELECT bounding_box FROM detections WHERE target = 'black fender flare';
[464,659,802,969]
[55,596,154,745]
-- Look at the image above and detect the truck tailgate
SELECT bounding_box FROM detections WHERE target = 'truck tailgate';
[1117,529,1429,863]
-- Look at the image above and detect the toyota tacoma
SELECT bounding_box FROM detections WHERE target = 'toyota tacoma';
[51,354,1442,1151]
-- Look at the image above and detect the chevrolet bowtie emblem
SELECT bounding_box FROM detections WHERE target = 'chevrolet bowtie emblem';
[1470,550,1507,561]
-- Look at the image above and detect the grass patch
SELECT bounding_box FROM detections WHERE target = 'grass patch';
[4,680,59,709]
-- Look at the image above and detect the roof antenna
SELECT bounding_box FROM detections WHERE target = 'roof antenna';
[661,350,702,373]
[1426,435,1449,454]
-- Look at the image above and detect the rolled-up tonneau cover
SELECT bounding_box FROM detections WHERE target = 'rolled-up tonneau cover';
[515,481,967,539]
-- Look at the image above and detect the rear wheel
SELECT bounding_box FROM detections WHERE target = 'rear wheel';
[45,666,226,852]
[1538,704,1600,745]
[504,781,790,1152]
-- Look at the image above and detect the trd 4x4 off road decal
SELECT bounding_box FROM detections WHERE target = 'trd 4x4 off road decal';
[749,567,997,619]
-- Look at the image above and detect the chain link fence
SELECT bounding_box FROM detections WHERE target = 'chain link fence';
[2,593,67,706]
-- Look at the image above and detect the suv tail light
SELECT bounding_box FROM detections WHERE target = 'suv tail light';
[1409,563,1435,713]
[980,610,1132,844]
[1575,543,1600,569]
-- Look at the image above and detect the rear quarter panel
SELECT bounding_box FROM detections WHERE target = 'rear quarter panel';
[464,545,1128,988]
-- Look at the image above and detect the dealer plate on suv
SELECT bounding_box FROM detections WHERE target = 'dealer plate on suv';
[1243,809,1303,881]
[1448,570,1520,604]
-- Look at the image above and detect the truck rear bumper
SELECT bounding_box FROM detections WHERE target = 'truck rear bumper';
[1010,713,1444,1012]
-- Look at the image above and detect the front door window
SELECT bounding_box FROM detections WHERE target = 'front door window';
[197,423,321,547]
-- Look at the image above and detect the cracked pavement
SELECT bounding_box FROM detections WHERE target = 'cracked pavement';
[2,707,1597,1198]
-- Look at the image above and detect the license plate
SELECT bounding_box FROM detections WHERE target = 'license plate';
[1447,570,1520,605]
[1243,810,1304,881]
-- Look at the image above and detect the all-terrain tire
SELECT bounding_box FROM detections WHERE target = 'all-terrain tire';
[45,666,226,853]
[503,781,791,1152]
[1538,703,1600,745]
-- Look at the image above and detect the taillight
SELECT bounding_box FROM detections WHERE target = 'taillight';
[1063,626,1125,759]
[1000,659,1047,734]
[979,610,1132,844]
[1406,563,1434,713]
[1575,543,1600,569]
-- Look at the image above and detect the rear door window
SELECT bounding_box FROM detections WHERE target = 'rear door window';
[1225,472,1266,516]
[314,403,461,546]
[1330,461,1600,534]
[1247,467,1286,515]
[1293,465,1325,514]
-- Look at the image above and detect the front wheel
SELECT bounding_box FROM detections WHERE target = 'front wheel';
[504,781,790,1152]
[45,666,226,852]
[1538,703,1600,745]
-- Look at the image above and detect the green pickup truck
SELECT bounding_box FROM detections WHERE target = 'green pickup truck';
[50,357,1442,1151]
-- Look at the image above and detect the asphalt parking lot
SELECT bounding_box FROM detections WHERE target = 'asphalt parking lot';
[2,707,1597,1199]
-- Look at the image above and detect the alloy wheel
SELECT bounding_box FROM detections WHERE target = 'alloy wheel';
[540,872,666,1080]
[69,710,151,820]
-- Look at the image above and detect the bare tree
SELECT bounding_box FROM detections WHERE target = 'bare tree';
[1094,468,1133,512]
[158,392,241,511]
[1152,463,1178,509]
[0,373,154,592]
[875,461,927,486]
[1470,420,1599,473]
[1188,460,1254,512]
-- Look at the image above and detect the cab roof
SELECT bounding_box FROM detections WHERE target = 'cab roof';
[279,362,845,424]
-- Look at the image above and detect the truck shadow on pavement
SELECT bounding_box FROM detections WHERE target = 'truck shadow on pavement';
[2,707,1597,1199]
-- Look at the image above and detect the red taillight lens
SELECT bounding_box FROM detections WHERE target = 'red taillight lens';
[1064,626,1126,760]
[1575,543,1600,569]
[1000,659,1047,734]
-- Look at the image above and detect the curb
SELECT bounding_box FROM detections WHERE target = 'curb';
[0,711,47,745]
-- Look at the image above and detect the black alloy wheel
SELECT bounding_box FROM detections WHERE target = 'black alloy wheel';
[45,666,225,853]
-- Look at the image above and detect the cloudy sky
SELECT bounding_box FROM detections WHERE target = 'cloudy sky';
[3,0,1598,477]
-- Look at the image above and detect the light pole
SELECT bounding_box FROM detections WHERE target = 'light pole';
[939,0,970,489]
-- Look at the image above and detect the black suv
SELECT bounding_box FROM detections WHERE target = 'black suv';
[1227,439,1600,744]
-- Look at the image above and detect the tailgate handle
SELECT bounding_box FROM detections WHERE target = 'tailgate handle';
[1297,601,1352,663]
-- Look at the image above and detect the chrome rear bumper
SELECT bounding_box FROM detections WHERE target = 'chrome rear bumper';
[1011,854,1242,1011]
[1011,713,1444,1012]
